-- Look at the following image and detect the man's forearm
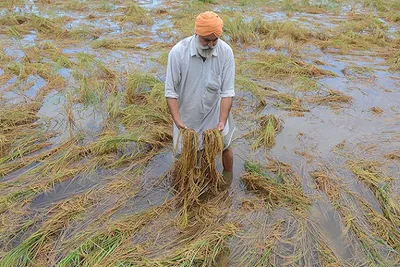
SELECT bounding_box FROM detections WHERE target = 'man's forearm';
[219,97,233,125]
[167,98,186,129]
[166,98,181,122]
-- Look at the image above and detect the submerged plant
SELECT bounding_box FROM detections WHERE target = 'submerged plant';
[389,50,400,71]
[114,3,153,25]
[244,53,336,79]
[348,160,399,227]
[251,115,283,149]
[308,89,352,105]
[311,168,399,264]
[242,161,311,211]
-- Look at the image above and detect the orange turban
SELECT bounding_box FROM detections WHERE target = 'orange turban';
[194,11,223,38]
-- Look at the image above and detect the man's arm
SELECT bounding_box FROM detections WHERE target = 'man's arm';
[217,97,232,131]
[165,47,186,129]
[217,47,235,131]
[167,98,187,129]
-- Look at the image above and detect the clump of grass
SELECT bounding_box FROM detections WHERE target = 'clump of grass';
[361,0,400,13]
[241,161,311,211]
[223,16,258,43]
[29,15,70,38]
[0,46,9,63]
[61,0,87,11]
[7,62,66,90]
[0,0,24,8]
[106,92,123,120]
[235,75,268,106]
[251,115,283,149]
[140,223,238,266]
[310,169,395,265]
[319,13,391,51]
[0,132,56,165]
[0,13,29,31]
[0,102,40,129]
[76,53,117,81]
[0,187,39,214]
[58,199,175,266]
[1,196,88,266]
[90,130,162,168]
[121,105,172,143]
[170,1,206,38]
[91,38,141,49]
[233,219,284,266]
[223,75,307,111]
[357,197,400,251]
[0,13,70,38]
[310,171,340,203]
[65,91,76,137]
[348,160,400,226]
[152,50,169,67]
[316,241,341,267]
[266,156,301,186]
[125,72,164,104]
[341,64,376,82]
[369,106,384,114]
[69,25,102,40]
[115,3,153,25]
[257,20,314,43]
[197,0,216,3]
[0,138,83,177]
[224,15,314,45]
[384,151,400,160]
[341,205,392,266]
[74,54,117,95]
[120,72,172,148]
[37,42,74,68]
[389,50,400,71]
[308,89,352,105]
[0,134,9,157]
[244,53,336,79]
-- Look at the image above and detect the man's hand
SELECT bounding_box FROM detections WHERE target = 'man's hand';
[216,121,225,132]
[175,119,187,129]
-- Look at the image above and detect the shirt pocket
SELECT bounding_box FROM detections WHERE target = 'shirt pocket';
[203,70,221,112]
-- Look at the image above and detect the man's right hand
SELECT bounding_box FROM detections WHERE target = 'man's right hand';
[175,119,187,129]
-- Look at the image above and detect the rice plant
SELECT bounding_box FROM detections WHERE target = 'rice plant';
[114,2,153,25]
[244,52,336,79]
[250,115,283,149]
[242,161,311,211]
[348,160,400,227]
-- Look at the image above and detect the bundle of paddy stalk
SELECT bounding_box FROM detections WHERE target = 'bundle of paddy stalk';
[172,128,224,228]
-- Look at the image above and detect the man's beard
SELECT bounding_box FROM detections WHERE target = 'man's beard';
[195,35,217,59]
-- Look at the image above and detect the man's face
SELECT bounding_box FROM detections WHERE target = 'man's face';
[198,34,219,49]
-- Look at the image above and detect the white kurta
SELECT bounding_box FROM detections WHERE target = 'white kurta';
[165,35,235,153]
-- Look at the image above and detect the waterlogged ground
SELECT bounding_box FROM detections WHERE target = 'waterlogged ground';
[0,0,399,266]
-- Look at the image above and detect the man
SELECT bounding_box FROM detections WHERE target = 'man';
[165,11,235,188]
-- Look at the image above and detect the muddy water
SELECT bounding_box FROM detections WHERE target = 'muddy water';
[1,0,399,265]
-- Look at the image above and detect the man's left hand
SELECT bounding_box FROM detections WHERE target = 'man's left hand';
[216,121,225,131]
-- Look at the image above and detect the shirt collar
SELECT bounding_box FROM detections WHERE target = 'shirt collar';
[190,35,218,58]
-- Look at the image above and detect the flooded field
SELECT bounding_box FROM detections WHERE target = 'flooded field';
[0,0,399,266]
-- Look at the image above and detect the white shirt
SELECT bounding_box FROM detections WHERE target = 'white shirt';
[165,35,235,152]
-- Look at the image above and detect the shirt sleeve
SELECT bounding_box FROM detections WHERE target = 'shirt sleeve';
[220,47,235,98]
[165,47,180,99]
